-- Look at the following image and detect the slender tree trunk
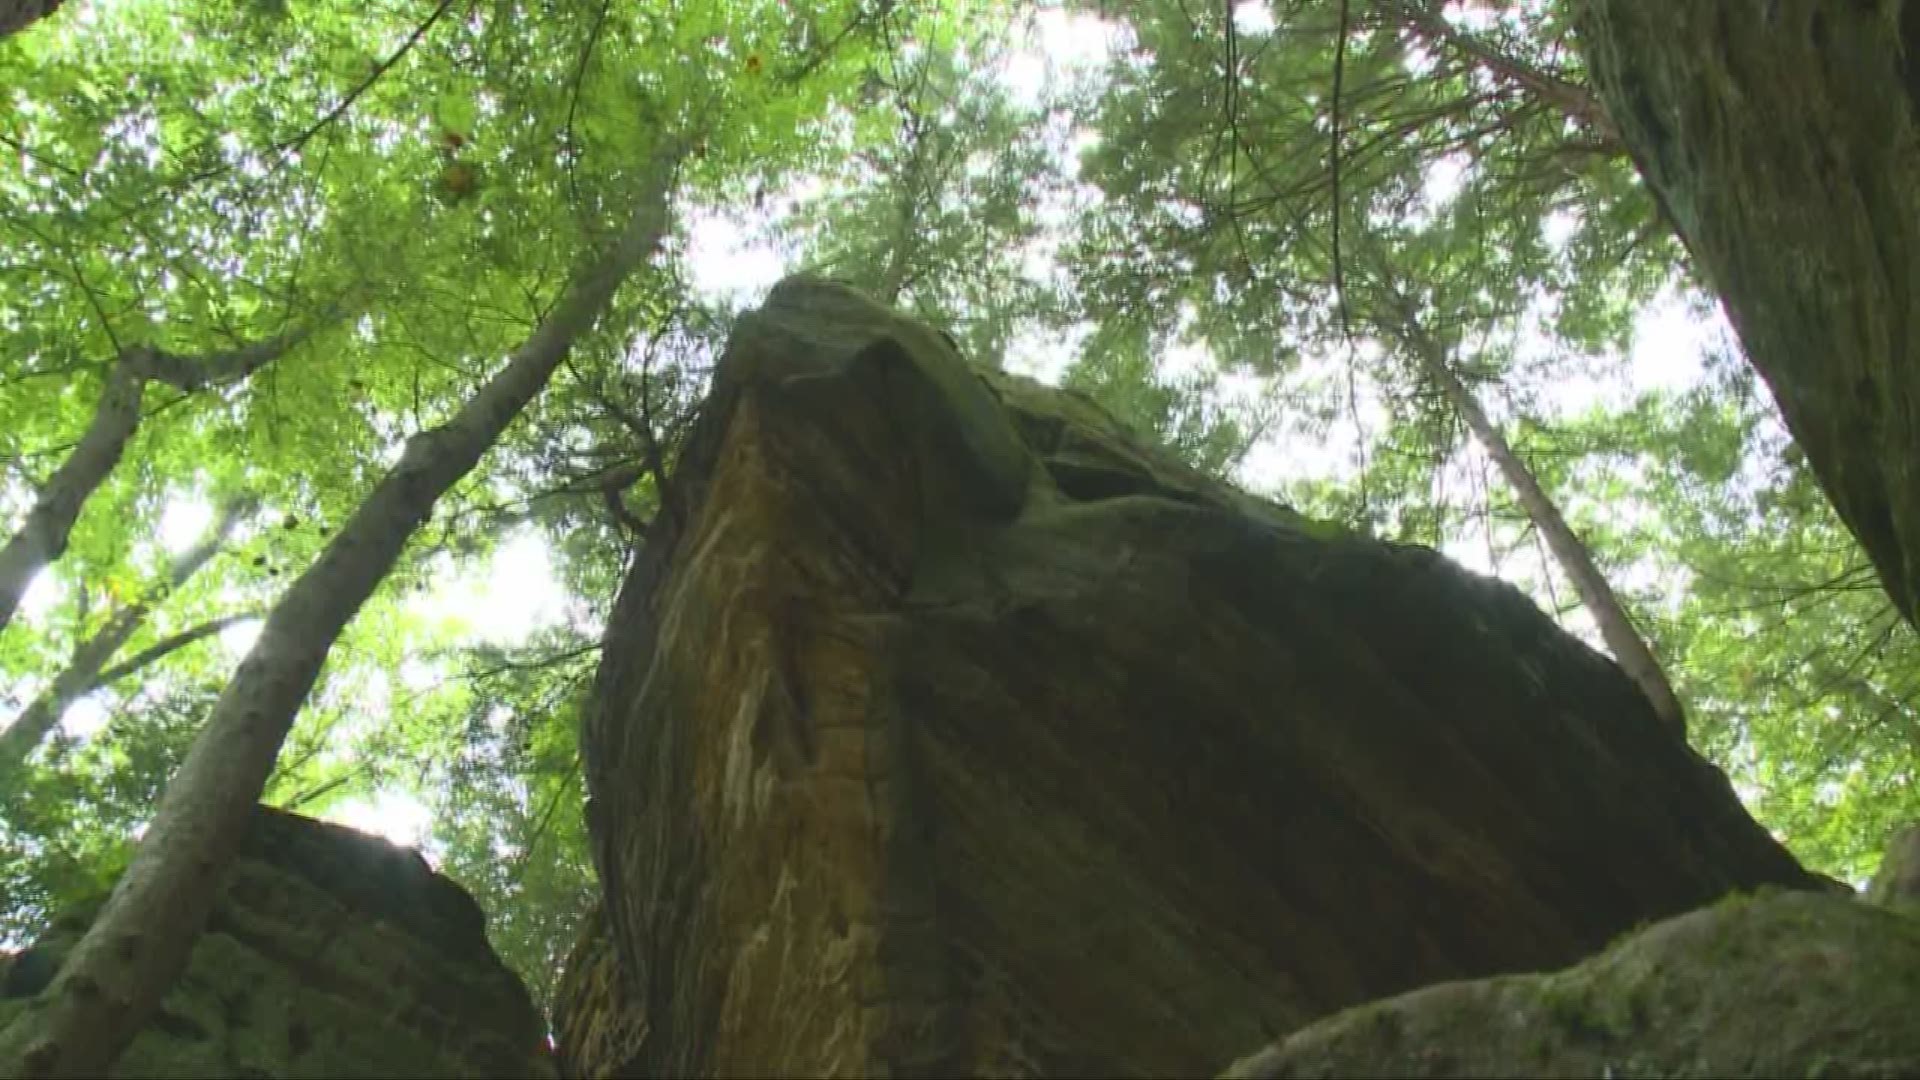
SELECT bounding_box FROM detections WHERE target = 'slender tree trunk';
[874,184,919,305]
[1400,323,1687,734]
[0,330,307,638]
[1576,0,1920,632]
[872,99,933,306]
[0,501,250,785]
[0,363,144,637]
[0,0,63,40]
[0,143,683,1078]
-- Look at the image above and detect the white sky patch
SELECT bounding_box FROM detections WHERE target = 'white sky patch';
[418,529,568,645]
[1233,2,1276,34]
[18,568,64,625]
[1418,154,1471,218]
[1541,208,1581,250]
[1233,341,1392,494]
[1630,288,1725,394]
[684,208,788,304]
[999,8,1121,108]
[327,788,434,851]
[1003,321,1084,383]
[221,615,264,659]
[1159,336,1213,382]
[1445,0,1503,32]
[58,695,111,740]
[158,495,214,554]
[399,657,441,694]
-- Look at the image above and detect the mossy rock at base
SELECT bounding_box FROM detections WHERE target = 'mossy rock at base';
[1223,891,1920,1079]
[1,806,551,1078]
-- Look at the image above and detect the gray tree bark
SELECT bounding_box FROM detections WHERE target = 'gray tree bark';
[0,330,312,638]
[0,500,252,785]
[1394,317,1687,735]
[1349,226,1685,734]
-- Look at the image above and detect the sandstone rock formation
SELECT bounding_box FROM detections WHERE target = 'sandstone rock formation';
[564,276,1825,1077]
[552,904,647,1079]
[0,806,550,1078]
[1222,889,1920,1079]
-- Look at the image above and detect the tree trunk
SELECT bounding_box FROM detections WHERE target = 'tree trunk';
[1440,359,1684,734]
[1576,0,1920,631]
[873,178,920,305]
[0,501,250,785]
[0,363,145,637]
[0,0,63,40]
[0,143,683,1078]
[1391,315,1687,735]
[0,330,307,638]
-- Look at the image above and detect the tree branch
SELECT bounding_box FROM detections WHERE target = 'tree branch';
[90,612,262,690]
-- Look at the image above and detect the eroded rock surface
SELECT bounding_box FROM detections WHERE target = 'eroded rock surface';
[568,276,1825,1077]
[1,806,549,1078]
[1222,890,1920,1079]
[553,905,647,1079]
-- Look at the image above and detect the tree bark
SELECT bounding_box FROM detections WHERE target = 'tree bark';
[1575,0,1920,631]
[0,329,310,638]
[0,0,63,40]
[0,362,145,638]
[872,144,925,305]
[0,143,683,1078]
[0,501,251,785]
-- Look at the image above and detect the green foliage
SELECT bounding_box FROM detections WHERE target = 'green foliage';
[1540,354,1920,881]
[0,0,890,980]
[1,0,1914,1034]
[1063,319,1263,478]
[779,0,1066,368]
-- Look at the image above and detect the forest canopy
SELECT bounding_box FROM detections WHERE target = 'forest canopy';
[0,0,1914,1023]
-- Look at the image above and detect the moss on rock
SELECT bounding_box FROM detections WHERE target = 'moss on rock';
[1224,892,1920,1078]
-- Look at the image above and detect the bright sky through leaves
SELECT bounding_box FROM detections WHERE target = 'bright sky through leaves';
[2,0,1911,993]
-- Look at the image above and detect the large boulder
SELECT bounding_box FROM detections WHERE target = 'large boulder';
[1222,889,1920,1079]
[567,276,1825,1076]
[0,806,550,1078]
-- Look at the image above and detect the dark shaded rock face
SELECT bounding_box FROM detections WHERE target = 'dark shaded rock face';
[0,806,550,1078]
[1223,891,1920,1079]
[568,276,1823,1077]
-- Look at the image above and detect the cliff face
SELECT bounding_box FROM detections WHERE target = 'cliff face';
[1578,0,1920,629]
[567,276,1822,1077]
[0,807,550,1078]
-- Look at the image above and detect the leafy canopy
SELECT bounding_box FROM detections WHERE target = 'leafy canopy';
[1,0,1913,1012]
